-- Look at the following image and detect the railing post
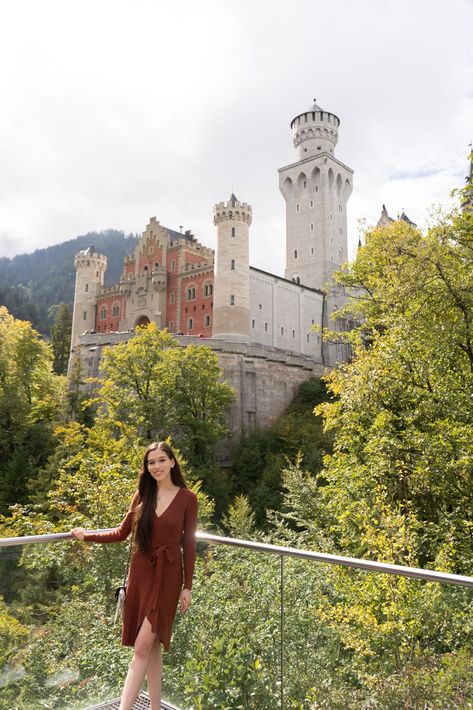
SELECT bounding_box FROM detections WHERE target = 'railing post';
[280,554,284,710]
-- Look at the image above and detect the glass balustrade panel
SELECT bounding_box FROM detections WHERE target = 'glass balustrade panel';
[281,557,473,709]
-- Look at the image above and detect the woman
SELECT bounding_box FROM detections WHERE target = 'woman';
[71,441,198,710]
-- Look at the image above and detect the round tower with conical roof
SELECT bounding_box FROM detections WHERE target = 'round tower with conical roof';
[70,245,107,349]
[212,194,251,340]
[279,99,353,292]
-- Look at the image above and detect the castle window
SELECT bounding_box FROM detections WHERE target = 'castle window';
[296,204,300,212]
[83,311,87,320]
[307,333,310,342]
[171,260,176,270]
[296,276,300,284]
[85,283,89,292]
[204,283,213,297]
[170,292,175,304]
[230,295,235,305]
[310,200,313,208]
[311,247,314,255]
[280,326,284,336]
[294,249,297,259]
[149,246,154,255]
[251,318,255,328]
[112,304,120,317]
[231,227,236,237]
[169,321,174,331]
[310,223,314,231]
[154,262,159,270]
[264,322,268,332]
[303,180,306,188]
[204,314,211,327]
[100,306,106,320]
[188,318,193,330]
[187,287,196,301]
[292,329,296,338]
[315,186,319,193]
[231,259,235,270]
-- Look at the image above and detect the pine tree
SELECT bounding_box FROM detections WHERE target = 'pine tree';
[51,303,72,375]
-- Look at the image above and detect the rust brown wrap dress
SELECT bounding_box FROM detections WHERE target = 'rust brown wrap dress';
[84,487,198,651]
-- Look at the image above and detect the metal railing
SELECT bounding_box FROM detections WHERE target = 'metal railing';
[2,529,472,588]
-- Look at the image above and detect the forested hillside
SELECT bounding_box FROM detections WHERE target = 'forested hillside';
[0,230,138,333]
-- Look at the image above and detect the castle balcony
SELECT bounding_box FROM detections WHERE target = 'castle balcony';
[151,269,167,292]
[1,530,472,709]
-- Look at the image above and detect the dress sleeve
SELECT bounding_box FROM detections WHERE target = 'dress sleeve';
[182,490,198,590]
[83,492,138,544]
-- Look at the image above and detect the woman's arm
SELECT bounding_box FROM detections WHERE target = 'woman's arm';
[71,493,138,544]
[182,491,198,590]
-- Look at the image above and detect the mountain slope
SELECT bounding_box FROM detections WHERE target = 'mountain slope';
[0,230,138,333]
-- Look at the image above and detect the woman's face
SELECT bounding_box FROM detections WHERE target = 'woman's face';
[146,448,174,484]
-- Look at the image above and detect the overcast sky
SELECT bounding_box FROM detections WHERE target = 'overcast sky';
[1,0,472,276]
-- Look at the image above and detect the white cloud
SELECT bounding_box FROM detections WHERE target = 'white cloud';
[0,0,472,278]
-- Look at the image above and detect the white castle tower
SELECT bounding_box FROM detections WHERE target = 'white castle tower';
[70,246,107,349]
[212,194,252,340]
[279,100,353,292]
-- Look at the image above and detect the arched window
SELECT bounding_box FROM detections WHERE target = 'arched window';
[170,292,175,304]
[100,306,107,320]
[188,318,193,330]
[230,295,235,305]
[186,286,196,301]
[231,259,235,270]
[204,282,213,297]
[204,314,211,327]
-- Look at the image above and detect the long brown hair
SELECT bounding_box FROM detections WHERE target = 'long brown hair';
[134,441,187,552]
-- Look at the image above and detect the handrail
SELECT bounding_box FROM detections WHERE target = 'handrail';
[1,529,472,588]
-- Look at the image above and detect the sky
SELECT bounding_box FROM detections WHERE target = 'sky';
[0,0,472,276]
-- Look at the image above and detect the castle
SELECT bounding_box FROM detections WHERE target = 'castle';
[70,100,354,447]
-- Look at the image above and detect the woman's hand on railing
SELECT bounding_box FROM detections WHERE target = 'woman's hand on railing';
[71,527,87,541]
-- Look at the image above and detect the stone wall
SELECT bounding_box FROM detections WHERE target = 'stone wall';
[71,332,323,464]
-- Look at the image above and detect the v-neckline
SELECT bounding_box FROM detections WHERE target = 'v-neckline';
[155,487,182,520]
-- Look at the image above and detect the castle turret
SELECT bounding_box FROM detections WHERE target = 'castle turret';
[212,194,252,340]
[279,99,353,292]
[70,245,107,349]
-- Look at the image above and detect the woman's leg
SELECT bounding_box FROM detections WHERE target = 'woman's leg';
[119,617,156,710]
[146,640,163,709]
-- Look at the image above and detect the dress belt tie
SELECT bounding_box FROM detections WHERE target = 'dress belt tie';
[148,543,181,627]
[149,543,179,567]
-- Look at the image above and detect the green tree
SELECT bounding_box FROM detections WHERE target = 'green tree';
[96,324,235,468]
[0,307,62,513]
[95,324,178,440]
[50,303,72,375]
[159,344,235,467]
